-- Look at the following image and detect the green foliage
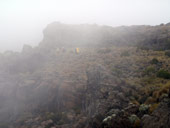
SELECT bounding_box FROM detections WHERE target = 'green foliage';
[45,112,62,123]
[142,76,156,84]
[165,50,170,57]
[73,106,81,115]
[57,120,65,125]
[128,114,139,124]
[157,69,170,79]
[139,104,149,114]
[144,66,156,75]
[150,58,159,64]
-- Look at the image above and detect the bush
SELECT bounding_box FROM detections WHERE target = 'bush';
[137,46,149,51]
[152,91,159,99]
[45,112,62,123]
[157,69,170,79]
[149,103,159,113]
[120,51,130,57]
[150,58,159,64]
[165,50,170,57]
[144,66,156,75]
[128,114,140,124]
[139,104,149,114]
[131,100,140,106]
[145,97,156,104]
[139,95,148,104]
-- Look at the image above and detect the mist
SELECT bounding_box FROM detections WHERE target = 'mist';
[1,1,170,128]
[0,0,170,52]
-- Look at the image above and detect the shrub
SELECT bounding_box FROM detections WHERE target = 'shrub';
[120,51,130,57]
[45,112,62,123]
[152,91,159,99]
[131,100,140,106]
[128,114,140,124]
[145,97,156,104]
[149,103,159,113]
[139,95,148,104]
[137,46,149,51]
[150,58,159,64]
[159,88,169,95]
[134,119,141,128]
[159,93,168,101]
[73,106,81,115]
[144,66,156,75]
[165,50,170,57]
[157,69,170,79]
[139,104,149,114]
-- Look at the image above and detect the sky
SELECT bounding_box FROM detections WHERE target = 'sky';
[0,0,170,52]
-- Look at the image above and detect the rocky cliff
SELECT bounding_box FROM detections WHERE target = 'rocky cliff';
[40,22,170,50]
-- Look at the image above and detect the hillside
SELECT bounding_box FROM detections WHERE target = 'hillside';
[0,23,170,128]
[40,22,170,50]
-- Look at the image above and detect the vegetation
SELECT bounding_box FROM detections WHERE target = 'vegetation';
[144,66,156,75]
[120,51,130,57]
[165,50,170,57]
[0,23,170,128]
[150,58,159,64]
[157,69,170,79]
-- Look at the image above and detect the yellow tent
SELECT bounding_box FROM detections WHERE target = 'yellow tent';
[76,48,80,54]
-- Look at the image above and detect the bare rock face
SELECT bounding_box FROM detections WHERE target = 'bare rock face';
[39,22,104,50]
[142,98,170,128]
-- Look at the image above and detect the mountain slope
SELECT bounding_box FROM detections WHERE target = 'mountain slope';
[0,23,170,128]
[40,22,170,50]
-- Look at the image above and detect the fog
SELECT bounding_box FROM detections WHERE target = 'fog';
[1,1,170,127]
[0,0,170,52]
